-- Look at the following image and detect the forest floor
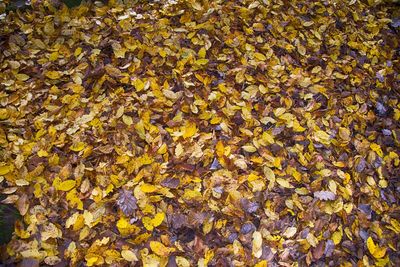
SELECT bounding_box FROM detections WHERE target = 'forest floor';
[0,0,400,266]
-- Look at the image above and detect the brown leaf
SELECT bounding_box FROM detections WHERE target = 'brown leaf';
[117,189,137,216]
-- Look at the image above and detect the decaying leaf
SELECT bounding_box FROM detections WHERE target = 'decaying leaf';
[313,191,336,201]
[117,189,138,216]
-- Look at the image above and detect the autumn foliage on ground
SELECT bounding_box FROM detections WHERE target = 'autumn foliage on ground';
[0,0,400,266]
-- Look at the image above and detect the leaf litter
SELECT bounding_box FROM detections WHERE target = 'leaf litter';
[0,0,400,266]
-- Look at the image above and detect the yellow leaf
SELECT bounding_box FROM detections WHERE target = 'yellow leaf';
[370,143,383,157]
[318,169,332,177]
[37,149,49,157]
[117,217,139,236]
[254,260,267,267]
[121,250,138,262]
[198,47,206,58]
[66,189,83,210]
[216,141,224,157]
[242,145,257,153]
[191,1,202,10]
[332,229,342,245]
[159,49,167,58]
[264,166,275,190]
[204,250,214,265]
[389,219,400,234]
[45,70,62,80]
[297,44,306,56]
[15,179,29,186]
[70,142,86,152]
[85,254,104,266]
[135,120,145,139]
[314,130,331,145]
[157,143,167,154]
[69,83,85,94]
[372,246,387,259]
[141,183,157,193]
[149,241,174,257]
[261,132,274,144]
[0,164,14,175]
[293,120,306,132]
[276,178,294,188]
[274,107,286,117]
[195,59,209,65]
[86,256,98,267]
[367,236,377,255]
[367,237,386,258]
[234,158,247,170]
[74,47,82,57]
[175,256,191,267]
[306,233,318,247]
[83,210,93,227]
[122,115,133,126]
[142,216,154,231]
[248,173,260,182]
[49,51,59,61]
[254,52,266,61]
[15,73,30,81]
[151,212,165,227]
[134,79,145,91]
[113,45,126,58]
[182,189,202,200]
[0,109,9,120]
[182,121,197,139]
[116,154,130,164]
[83,145,93,158]
[58,180,76,191]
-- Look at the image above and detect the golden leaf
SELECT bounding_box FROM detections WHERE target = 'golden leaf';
[70,142,86,152]
[175,256,191,267]
[117,217,139,236]
[216,141,225,157]
[367,237,386,259]
[121,250,138,262]
[58,180,76,191]
[332,229,342,245]
[15,73,30,81]
[149,241,174,257]
[254,52,266,61]
[141,183,157,193]
[195,59,209,65]
[182,121,197,139]
[122,115,133,126]
[254,260,268,267]
[151,212,165,227]
[198,47,206,58]
[157,143,167,154]
[370,143,383,157]
[0,164,14,176]
[133,79,145,92]
[314,130,331,145]
[242,145,257,153]
[276,178,294,188]
[45,70,62,80]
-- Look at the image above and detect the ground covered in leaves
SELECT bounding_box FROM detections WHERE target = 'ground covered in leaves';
[0,0,400,266]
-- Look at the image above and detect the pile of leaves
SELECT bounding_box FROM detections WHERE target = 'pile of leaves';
[0,0,400,266]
